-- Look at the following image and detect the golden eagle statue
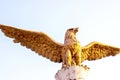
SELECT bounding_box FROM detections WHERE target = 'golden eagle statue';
[0,24,120,67]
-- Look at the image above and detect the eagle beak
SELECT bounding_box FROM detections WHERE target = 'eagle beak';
[74,27,79,33]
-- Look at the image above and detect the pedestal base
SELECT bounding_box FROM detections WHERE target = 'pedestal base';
[55,65,89,80]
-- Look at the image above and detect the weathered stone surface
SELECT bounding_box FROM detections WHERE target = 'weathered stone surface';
[55,65,89,80]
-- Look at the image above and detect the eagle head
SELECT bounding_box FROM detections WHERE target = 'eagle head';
[64,27,79,43]
[67,27,79,34]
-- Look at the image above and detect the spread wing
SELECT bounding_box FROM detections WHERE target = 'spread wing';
[81,42,120,62]
[0,24,64,63]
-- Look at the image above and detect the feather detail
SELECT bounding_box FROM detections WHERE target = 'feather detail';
[0,24,63,63]
[82,42,120,61]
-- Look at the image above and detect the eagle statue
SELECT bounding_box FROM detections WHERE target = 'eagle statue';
[0,24,120,68]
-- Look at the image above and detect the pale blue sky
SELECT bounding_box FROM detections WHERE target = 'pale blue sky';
[1,0,120,80]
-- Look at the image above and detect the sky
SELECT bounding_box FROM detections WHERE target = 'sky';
[0,0,120,80]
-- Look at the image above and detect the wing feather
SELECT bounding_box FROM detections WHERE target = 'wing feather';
[82,41,120,62]
[0,24,63,63]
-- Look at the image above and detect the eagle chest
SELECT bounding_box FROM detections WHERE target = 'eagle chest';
[65,42,81,55]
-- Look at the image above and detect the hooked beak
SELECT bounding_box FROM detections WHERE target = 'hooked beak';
[74,27,79,33]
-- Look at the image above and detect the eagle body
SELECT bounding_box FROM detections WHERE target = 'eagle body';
[0,24,120,68]
[63,42,82,66]
[62,28,82,66]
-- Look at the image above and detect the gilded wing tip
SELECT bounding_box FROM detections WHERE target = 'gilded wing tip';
[0,24,3,28]
[0,24,8,29]
[0,24,5,31]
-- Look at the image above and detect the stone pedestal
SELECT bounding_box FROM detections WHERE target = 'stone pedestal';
[55,65,89,80]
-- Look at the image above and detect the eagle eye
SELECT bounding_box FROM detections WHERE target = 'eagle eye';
[69,28,74,31]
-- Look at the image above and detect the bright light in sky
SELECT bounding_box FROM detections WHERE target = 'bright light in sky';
[1,0,120,80]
